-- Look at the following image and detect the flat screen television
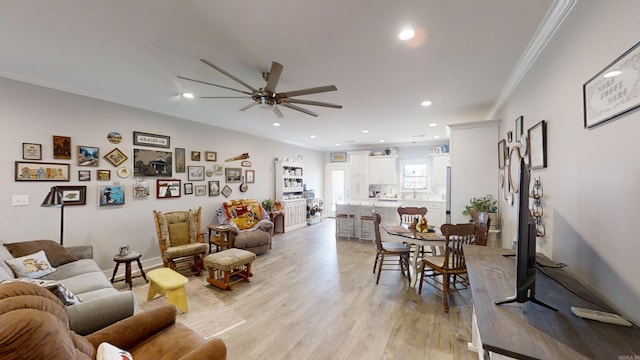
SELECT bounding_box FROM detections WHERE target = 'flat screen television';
[495,157,556,310]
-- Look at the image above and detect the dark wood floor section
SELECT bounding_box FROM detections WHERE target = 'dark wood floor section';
[214,219,476,360]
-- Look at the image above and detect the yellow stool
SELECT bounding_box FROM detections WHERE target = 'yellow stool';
[204,248,256,290]
[146,268,189,313]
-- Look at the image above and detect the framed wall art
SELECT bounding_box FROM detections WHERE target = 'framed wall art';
[191,151,201,161]
[22,143,41,160]
[583,40,640,128]
[15,161,70,181]
[330,152,347,162]
[133,149,172,177]
[157,179,181,198]
[515,116,523,142]
[104,147,128,167]
[245,169,255,183]
[97,169,111,181]
[225,168,242,183]
[107,131,122,144]
[78,170,91,181]
[99,185,124,206]
[208,180,220,196]
[195,185,207,196]
[175,148,186,173]
[527,120,547,170]
[77,145,99,166]
[497,139,507,169]
[53,135,71,159]
[205,151,217,161]
[133,131,170,148]
[57,185,86,206]
[188,166,205,181]
[134,178,149,197]
[184,182,193,195]
[214,164,224,175]
[222,185,232,198]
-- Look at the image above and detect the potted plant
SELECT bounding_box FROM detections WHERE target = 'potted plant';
[261,198,274,212]
[462,194,498,229]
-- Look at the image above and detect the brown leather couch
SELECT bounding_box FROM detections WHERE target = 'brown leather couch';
[0,281,226,360]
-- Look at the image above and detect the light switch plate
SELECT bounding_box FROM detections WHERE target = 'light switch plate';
[12,195,29,206]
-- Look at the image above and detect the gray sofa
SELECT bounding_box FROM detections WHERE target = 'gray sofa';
[0,239,135,335]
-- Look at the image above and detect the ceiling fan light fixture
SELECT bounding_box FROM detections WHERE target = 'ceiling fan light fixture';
[258,97,275,109]
[182,92,194,99]
[273,122,280,127]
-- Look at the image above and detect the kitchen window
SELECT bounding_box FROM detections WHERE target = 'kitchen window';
[402,160,428,189]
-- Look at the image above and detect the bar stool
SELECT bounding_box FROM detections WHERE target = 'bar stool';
[336,204,356,239]
[360,214,375,241]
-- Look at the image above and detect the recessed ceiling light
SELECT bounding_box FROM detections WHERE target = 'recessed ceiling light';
[335,143,340,146]
[412,134,426,137]
[362,129,369,133]
[429,122,437,127]
[182,92,194,99]
[399,28,415,41]
[603,70,622,78]
[434,135,440,139]
[421,100,432,107]
[379,139,385,143]
[310,135,316,138]
[273,122,280,127]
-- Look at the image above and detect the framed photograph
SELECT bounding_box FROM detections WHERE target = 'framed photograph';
[225,168,242,183]
[104,147,128,167]
[527,120,547,170]
[507,131,513,143]
[515,116,523,142]
[214,164,224,175]
[97,169,111,181]
[191,151,201,161]
[57,185,86,206]
[497,139,507,169]
[330,152,347,162]
[195,185,207,196]
[133,149,172,177]
[157,179,181,198]
[15,161,70,181]
[245,170,255,183]
[107,131,122,144]
[184,182,193,195]
[134,179,149,198]
[78,170,91,181]
[133,131,170,148]
[584,41,640,128]
[175,148,186,173]
[222,184,232,198]
[53,135,71,159]
[99,185,125,206]
[208,180,220,196]
[22,143,42,160]
[205,151,217,161]
[188,166,205,181]
[77,145,99,166]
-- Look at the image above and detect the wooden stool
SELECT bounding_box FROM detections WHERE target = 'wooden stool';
[146,268,189,313]
[110,251,147,290]
[360,215,375,241]
[204,248,256,290]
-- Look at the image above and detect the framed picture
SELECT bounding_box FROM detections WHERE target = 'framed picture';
[214,164,224,175]
[584,41,640,128]
[107,131,122,144]
[184,182,193,195]
[104,147,128,167]
[507,131,513,143]
[157,179,181,198]
[208,180,220,196]
[191,151,201,161]
[330,152,347,162]
[175,148,186,173]
[527,120,547,170]
[78,170,91,181]
[133,131,170,148]
[57,185,86,206]
[133,149,172,177]
[99,185,125,206]
[205,151,217,161]
[195,185,207,196]
[53,135,71,159]
[222,185,232,198]
[515,116,523,142]
[188,166,205,181]
[77,145,99,166]
[206,169,213,177]
[22,143,42,160]
[117,167,131,178]
[134,179,149,198]
[245,170,255,183]
[497,139,507,169]
[97,169,111,181]
[15,161,70,181]
[225,168,242,183]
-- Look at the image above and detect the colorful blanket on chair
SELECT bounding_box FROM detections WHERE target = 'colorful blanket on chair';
[221,199,266,230]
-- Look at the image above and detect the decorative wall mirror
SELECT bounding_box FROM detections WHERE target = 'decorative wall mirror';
[508,146,522,193]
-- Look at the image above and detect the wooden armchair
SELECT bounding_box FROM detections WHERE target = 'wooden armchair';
[153,207,208,276]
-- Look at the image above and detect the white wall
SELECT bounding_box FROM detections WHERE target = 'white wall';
[0,77,324,272]
[498,1,640,323]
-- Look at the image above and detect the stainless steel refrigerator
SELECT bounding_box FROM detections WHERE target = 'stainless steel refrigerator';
[445,166,452,224]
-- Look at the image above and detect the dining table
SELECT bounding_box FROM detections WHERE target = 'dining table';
[382,223,446,287]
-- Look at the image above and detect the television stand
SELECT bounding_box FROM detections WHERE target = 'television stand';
[494,294,558,311]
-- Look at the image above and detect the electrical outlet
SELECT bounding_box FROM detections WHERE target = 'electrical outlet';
[12,195,29,206]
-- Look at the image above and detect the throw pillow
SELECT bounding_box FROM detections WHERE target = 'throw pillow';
[0,278,81,305]
[168,222,190,246]
[4,250,56,279]
[4,240,78,267]
[97,342,133,360]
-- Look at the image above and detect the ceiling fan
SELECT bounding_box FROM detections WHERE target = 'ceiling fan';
[178,59,342,118]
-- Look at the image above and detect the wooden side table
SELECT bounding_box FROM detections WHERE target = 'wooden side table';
[268,210,285,233]
[110,251,147,289]
[208,224,233,253]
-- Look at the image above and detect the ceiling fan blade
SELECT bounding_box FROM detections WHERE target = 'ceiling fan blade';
[264,61,283,94]
[238,102,258,111]
[201,59,257,92]
[177,75,252,95]
[272,105,284,118]
[278,85,337,98]
[200,96,251,99]
[281,103,319,117]
[281,98,343,109]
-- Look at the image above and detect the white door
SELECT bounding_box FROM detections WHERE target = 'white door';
[325,163,350,218]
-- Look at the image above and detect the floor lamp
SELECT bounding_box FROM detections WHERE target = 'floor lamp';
[41,186,64,245]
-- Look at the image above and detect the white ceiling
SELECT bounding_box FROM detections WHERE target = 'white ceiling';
[0,0,559,151]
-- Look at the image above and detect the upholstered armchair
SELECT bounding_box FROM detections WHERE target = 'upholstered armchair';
[153,207,208,275]
[216,199,273,255]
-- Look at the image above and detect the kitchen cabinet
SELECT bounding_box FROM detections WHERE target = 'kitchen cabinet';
[349,152,369,201]
[283,199,307,232]
[275,159,304,201]
[369,156,397,184]
[431,154,450,188]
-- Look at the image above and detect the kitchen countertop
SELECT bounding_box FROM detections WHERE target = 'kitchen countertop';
[337,199,445,207]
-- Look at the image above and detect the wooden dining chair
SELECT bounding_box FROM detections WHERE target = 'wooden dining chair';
[419,223,476,312]
[472,211,491,246]
[397,206,430,255]
[372,212,411,285]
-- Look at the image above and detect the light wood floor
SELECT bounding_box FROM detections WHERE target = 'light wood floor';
[213,219,476,360]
